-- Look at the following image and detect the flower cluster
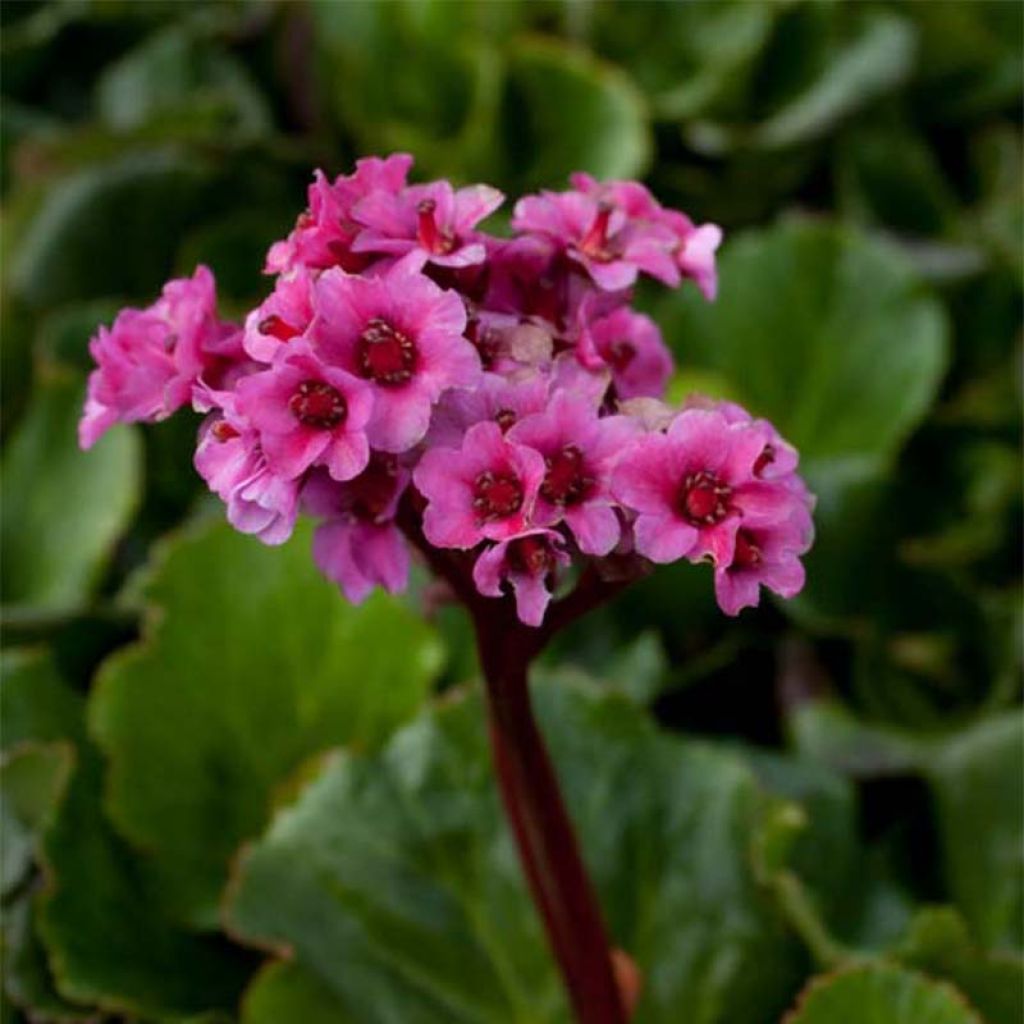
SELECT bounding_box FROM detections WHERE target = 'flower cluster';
[80,155,813,623]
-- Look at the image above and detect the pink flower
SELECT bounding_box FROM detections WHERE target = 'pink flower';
[473,529,571,627]
[570,173,722,299]
[352,180,504,268]
[311,256,478,452]
[612,408,799,567]
[508,392,639,556]
[578,305,673,399]
[234,343,373,482]
[80,266,226,449]
[194,389,300,545]
[413,421,545,549]
[265,155,413,275]
[709,399,800,479]
[427,371,549,448]
[243,267,315,363]
[714,513,813,616]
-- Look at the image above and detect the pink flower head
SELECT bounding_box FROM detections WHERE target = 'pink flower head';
[313,518,410,603]
[353,180,504,268]
[708,399,800,480]
[612,408,801,567]
[509,392,640,556]
[305,461,413,603]
[80,266,225,449]
[234,343,373,482]
[427,370,549,448]
[265,155,413,275]
[714,512,813,616]
[413,420,545,549]
[243,267,315,363]
[570,172,722,299]
[578,305,673,399]
[311,255,478,452]
[473,529,571,627]
[193,388,300,545]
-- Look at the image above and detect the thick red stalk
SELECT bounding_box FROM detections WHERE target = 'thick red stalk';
[476,614,627,1024]
[396,496,628,1022]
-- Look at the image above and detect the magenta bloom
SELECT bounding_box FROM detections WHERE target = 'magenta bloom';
[413,421,545,549]
[194,391,300,545]
[613,409,799,567]
[243,267,315,363]
[427,371,549,448]
[578,305,673,399]
[570,172,723,299]
[302,456,412,600]
[234,344,373,482]
[353,180,504,268]
[264,155,413,275]
[311,256,478,452]
[473,529,571,627]
[714,513,813,616]
[509,392,639,556]
[79,266,228,448]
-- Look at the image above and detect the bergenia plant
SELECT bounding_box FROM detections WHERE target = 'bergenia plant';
[80,155,814,1022]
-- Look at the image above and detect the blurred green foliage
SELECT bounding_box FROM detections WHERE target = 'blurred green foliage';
[1,1,1020,1022]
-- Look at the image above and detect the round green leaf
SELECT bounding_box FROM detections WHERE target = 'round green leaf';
[501,37,651,191]
[656,220,950,469]
[8,150,211,307]
[1,367,142,613]
[89,519,445,928]
[37,745,257,1019]
[926,712,1024,950]
[227,681,817,1023]
[784,964,981,1024]
[241,962,354,1024]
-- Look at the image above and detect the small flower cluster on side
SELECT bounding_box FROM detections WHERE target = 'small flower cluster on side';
[80,154,813,622]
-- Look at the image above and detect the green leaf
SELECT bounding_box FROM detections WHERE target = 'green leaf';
[95,26,272,141]
[898,907,1024,1024]
[2,896,95,1024]
[228,681,817,1023]
[90,519,444,928]
[656,220,950,469]
[1,366,142,613]
[926,712,1024,950]
[0,649,85,752]
[1,742,73,899]
[501,37,651,190]
[751,11,915,150]
[783,963,981,1024]
[241,962,353,1024]
[36,743,257,1019]
[7,150,212,307]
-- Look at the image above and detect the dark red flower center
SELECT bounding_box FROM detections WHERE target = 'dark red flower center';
[679,470,731,526]
[349,456,400,522]
[508,536,553,576]
[211,420,239,442]
[289,379,347,429]
[358,318,416,386]
[578,202,616,262]
[494,408,518,431]
[473,470,523,520]
[258,315,300,342]
[606,339,636,371]
[541,445,591,506]
[417,199,457,255]
[733,530,762,569]
[753,444,775,477]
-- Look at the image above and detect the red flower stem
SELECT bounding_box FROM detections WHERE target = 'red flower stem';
[476,614,627,1024]
[396,495,628,1022]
